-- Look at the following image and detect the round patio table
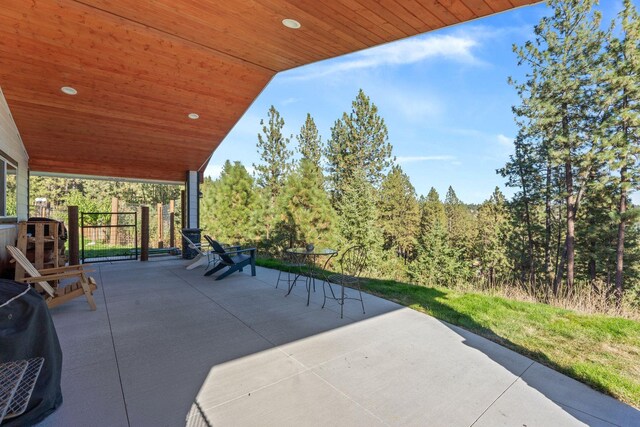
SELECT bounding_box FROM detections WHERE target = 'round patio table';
[285,248,337,306]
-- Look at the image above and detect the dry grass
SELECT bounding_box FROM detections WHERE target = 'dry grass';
[461,279,640,320]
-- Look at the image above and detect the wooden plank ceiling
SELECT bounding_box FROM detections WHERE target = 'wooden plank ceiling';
[0,0,537,182]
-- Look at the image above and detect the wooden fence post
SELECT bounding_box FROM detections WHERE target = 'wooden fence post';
[157,202,163,248]
[68,205,79,265]
[169,200,175,248]
[141,206,149,261]
[110,197,118,245]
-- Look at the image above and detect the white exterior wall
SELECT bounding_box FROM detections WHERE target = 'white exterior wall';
[0,87,28,220]
[0,86,29,276]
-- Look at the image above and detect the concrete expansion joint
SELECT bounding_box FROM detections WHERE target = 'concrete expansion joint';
[309,369,390,426]
[469,361,535,427]
[202,368,313,410]
[99,265,133,427]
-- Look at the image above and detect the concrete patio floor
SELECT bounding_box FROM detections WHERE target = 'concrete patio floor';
[37,257,639,427]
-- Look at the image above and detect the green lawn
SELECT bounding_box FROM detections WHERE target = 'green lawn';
[257,258,640,408]
[81,245,176,259]
[81,245,136,259]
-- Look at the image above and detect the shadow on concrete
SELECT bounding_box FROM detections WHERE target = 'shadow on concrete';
[359,279,639,426]
[41,258,638,426]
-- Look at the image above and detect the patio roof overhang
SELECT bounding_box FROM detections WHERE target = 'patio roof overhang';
[0,0,538,182]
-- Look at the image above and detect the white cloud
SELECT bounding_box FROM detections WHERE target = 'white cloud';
[495,134,515,159]
[497,134,513,147]
[438,128,515,150]
[444,127,486,137]
[396,155,455,164]
[281,97,298,106]
[357,34,478,65]
[285,33,480,81]
[204,164,223,179]
[382,90,442,122]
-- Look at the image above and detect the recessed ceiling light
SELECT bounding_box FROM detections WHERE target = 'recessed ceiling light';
[188,113,200,120]
[282,19,301,29]
[61,86,77,95]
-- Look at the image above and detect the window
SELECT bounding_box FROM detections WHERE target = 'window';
[1,158,17,217]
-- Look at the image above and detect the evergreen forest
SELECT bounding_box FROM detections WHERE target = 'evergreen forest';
[201,0,640,313]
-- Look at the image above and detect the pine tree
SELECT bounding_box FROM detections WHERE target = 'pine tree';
[30,176,76,207]
[337,167,382,252]
[510,0,606,293]
[254,106,292,241]
[378,165,420,260]
[201,161,259,245]
[199,176,218,240]
[475,188,512,286]
[600,0,640,302]
[325,89,393,206]
[296,113,323,170]
[276,159,337,250]
[418,188,447,243]
[255,106,292,192]
[444,186,475,257]
[575,179,618,284]
[410,221,468,287]
[411,187,469,286]
[499,130,551,285]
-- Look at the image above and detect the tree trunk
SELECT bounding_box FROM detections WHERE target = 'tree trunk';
[554,237,567,295]
[553,198,563,294]
[615,166,627,306]
[520,237,528,284]
[554,164,588,296]
[517,152,536,285]
[562,107,575,292]
[565,164,576,293]
[544,160,552,286]
[588,239,597,282]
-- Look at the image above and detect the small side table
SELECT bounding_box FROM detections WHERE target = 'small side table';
[285,248,337,306]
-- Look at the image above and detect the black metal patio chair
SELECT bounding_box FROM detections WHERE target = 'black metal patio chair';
[275,250,306,290]
[322,245,367,318]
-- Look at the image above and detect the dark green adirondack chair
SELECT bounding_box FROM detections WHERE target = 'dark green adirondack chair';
[203,236,256,280]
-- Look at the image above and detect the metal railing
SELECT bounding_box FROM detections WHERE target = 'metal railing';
[81,212,138,263]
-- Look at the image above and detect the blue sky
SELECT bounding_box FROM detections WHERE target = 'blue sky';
[207,1,637,205]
